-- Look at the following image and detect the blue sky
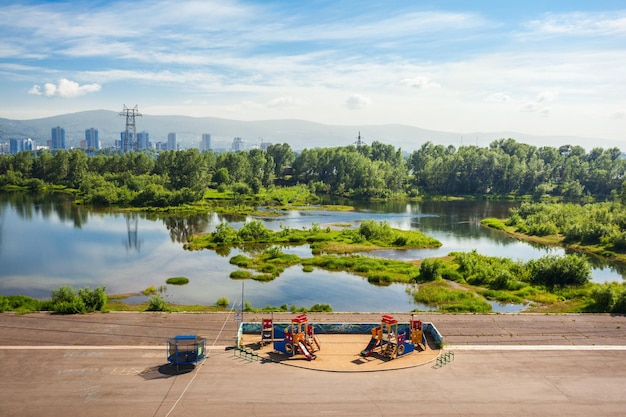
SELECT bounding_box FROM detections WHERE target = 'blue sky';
[1,0,625,143]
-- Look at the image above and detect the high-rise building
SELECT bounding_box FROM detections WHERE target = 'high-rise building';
[51,126,66,150]
[23,138,34,151]
[136,131,150,149]
[85,128,99,149]
[9,138,20,154]
[231,137,244,151]
[167,133,177,151]
[200,133,211,152]
[120,131,134,151]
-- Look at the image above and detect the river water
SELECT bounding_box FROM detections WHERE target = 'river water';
[1,192,624,312]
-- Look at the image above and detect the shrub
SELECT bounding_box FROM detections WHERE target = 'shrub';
[0,296,8,313]
[528,254,591,288]
[302,265,314,273]
[3,295,43,312]
[419,259,443,282]
[238,220,271,242]
[590,284,617,312]
[78,286,107,312]
[310,303,333,312]
[216,297,229,307]
[50,285,86,314]
[612,289,626,314]
[147,295,167,311]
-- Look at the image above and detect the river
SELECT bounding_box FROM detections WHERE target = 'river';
[1,192,624,312]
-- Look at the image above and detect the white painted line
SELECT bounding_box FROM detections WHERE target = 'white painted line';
[0,345,229,350]
[446,345,626,351]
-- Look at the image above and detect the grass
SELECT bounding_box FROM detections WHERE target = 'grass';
[185,221,442,253]
[303,254,419,284]
[166,276,190,285]
[413,280,492,313]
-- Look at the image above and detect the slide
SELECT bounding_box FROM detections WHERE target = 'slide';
[298,342,316,361]
[360,337,379,357]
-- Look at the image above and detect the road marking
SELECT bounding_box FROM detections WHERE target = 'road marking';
[447,345,626,351]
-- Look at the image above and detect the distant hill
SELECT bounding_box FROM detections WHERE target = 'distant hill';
[0,109,614,152]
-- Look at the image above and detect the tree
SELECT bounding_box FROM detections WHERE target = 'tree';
[266,143,294,178]
[528,255,591,288]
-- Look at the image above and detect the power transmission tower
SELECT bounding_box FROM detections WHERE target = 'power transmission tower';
[354,131,366,147]
[119,105,141,152]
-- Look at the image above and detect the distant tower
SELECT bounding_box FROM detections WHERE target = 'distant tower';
[200,133,211,152]
[85,128,99,149]
[51,126,66,150]
[167,133,177,151]
[354,131,366,147]
[232,137,244,151]
[119,105,141,152]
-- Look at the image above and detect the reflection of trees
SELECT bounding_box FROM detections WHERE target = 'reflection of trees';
[2,191,89,228]
[0,201,4,255]
[160,213,211,244]
[566,250,626,279]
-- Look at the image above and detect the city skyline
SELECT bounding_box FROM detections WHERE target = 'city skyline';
[0,1,625,147]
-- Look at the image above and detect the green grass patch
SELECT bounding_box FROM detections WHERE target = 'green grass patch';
[481,217,507,230]
[478,289,525,304]
[413,280,492,313]
[166,276,189,285]
[303,254,419,284]
[185,220,441,253]
[230,270,253,279]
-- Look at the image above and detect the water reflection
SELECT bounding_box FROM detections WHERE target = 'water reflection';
[125,214,141,251]
[1,192,625,312]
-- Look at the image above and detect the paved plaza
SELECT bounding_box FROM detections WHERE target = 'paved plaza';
[1,312,625,417]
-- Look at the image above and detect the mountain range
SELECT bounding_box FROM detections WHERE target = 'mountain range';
[0,109,614,152]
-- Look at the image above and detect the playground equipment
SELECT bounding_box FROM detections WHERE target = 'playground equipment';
[261,318,273,346]
[360,314,424,360]
[272,314,321,361]
[167,335,206,370]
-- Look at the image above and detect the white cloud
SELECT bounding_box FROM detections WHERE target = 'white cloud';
[520,102,540,113]
[485,92,511,103]
[520,90,558,114]
[524,12,626,37]
[610,110,625,120]
[346,94,371,110]
[400,76,441,89]
[27,85,42,95]
[536,90,558,103]
[267,96,305,108]
[28,78,101,98]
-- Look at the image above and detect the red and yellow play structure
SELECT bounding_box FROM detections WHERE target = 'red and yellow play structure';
[270,314,321,361]
[360,314,424,359]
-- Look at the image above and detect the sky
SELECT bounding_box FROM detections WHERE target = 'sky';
[1,0,625,143]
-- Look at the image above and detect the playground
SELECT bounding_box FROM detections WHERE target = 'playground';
[238,314,442,371]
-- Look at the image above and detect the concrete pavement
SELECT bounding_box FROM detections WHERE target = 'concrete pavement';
[1,312,625,417]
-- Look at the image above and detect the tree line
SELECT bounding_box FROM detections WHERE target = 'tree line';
[1,138,625,204]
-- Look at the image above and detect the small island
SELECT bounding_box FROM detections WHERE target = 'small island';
[185,219,442,254]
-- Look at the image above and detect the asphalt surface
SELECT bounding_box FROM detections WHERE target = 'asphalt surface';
[1,312,626,417]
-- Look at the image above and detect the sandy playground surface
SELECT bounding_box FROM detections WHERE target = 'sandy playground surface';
[240,331,441,371]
